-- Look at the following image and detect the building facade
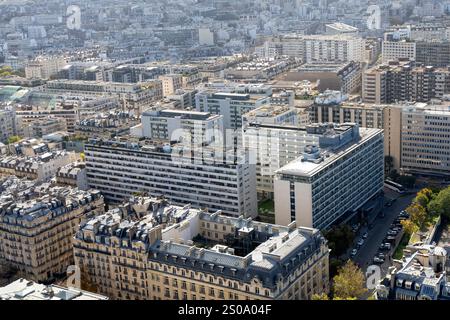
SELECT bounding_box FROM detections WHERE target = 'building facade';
[274,124,384,230]
[73,197,330,300]
[0,178,104,282]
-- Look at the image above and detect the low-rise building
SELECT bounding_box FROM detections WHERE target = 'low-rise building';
[0,150,77,182]
[376,244,450,300]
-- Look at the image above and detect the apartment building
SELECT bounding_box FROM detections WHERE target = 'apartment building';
[139,109,223,145]
[382,40,416,64]
[73,197,329,300]
[416,41,450,67]
[304,34,365,63]
[195,90,270,130]
[159,74,183,97]
[0,177,104,282]
[285,61,362,94]
[274,123,384,230]
[42,80,163,114]
[74,111,140,139]
[242,105,306,198]
[400,102,450,177]
[363,61,450,104]
[0,109,17,143]
[0,150,77,182]
[23,117,67,138]
[55,161,88,190]
[256,34,366,63]
[84,138,257,218]
[25,56,67,80]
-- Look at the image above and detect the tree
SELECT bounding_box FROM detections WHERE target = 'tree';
[323,225,354,257]
[6,135,21,145]
[428,186,450,219]
[400,219,419,236]
[414,188,434,207]
[332,260,368,300]
[312,293,329,300]
[406,203,427,229]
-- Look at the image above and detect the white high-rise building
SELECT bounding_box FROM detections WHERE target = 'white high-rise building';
[274,123,384,230]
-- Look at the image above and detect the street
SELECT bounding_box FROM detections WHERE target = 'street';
[351,189,416,276]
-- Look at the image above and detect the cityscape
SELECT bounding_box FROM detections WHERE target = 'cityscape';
[0,0,450,303]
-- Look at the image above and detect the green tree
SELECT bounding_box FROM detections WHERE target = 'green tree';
[6,135,21,144]
[333,260,368,300]
[323,225,354,257]
[428,187,450,219]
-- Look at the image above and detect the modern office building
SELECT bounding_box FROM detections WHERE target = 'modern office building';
[274,123,384,230]
[73,196,329,300]
[84,138,257,218]
[0,278,109,300]
[0,177,104,282]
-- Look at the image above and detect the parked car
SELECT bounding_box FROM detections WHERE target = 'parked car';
[380,243,391,250]
[387,230,398,236]
[357,239,364,246]
[373,257,384,264]
[362,232,368,239]
[377,253,386,259]
[350,249,357,257]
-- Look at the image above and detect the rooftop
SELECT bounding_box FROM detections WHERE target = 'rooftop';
[0,279,108,300]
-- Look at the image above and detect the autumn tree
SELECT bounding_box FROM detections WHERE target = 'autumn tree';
[332,260,367,300]
[312,293,329,300]
[414,188,434,208]
[406,203,427,229]
[401,219,419,236]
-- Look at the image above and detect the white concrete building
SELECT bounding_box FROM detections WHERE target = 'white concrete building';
[382,40,416,64]
[195,91,271,130]
[274,123,384,230]
[85,139,258,218]
[140,109,224,146]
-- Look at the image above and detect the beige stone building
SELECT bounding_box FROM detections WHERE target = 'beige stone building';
[0,177,104,282]
[73,197,329,300]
